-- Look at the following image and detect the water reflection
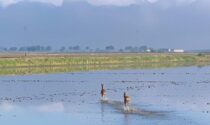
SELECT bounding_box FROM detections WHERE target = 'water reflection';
[100,102,106,124]
[37,102,64,113]
[0,100,206,125]
[0,101,65,113]
[98,100,186,125]
[0,102,16,112]
[100,100,168,119]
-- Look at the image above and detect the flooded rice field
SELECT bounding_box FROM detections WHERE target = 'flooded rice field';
[0,66,210,125]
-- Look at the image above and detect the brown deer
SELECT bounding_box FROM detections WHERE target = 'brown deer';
[124,92,131,108]
[101,84,107,100]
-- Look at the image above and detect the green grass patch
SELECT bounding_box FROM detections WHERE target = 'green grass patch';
[0,53,210,75]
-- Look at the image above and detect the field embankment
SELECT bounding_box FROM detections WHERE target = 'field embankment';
[0,53,209,75]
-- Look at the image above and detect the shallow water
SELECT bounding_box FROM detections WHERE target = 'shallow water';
[0,66,210,125]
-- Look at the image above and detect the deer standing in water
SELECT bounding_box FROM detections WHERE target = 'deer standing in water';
[101,84,107,101]
[124,92,131,111]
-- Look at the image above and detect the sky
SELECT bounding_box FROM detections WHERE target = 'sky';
[0,0,210,50]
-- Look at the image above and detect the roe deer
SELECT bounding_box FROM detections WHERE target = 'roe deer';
[124,92,131,108]
[101,84,107,100]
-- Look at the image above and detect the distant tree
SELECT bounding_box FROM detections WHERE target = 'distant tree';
[68,46,73,51]
[27,46,41,52]
[139,46,148,52]
[9,47,17,51]
[131,47,139,52]
[118,49,124,52]
[73,46,80,51]
[59,46,66,52]
[85,46,89,50]
[95,48,102,52]
[125,46,133,52]
[158,48,169,53]
[3,48,7,51]
[40,46,45,51]
[105,45,115,51]
[149,48,156,53]
[19,47,27,51]
[45,46,52,52]
[35,45,41,51]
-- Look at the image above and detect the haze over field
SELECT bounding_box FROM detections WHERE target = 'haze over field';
[0,0,210,50]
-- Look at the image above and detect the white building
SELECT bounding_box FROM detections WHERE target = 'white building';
[173,49,185,53]
[146,48,151,52]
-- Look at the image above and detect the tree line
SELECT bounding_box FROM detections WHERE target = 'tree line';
[0,45,175,53]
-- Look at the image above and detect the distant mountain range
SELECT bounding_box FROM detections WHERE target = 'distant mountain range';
[0,1,210,50]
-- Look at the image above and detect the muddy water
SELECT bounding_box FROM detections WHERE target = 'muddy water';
[0,66,210,125]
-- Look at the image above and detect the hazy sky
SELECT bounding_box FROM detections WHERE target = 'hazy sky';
[0,0,210,50]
